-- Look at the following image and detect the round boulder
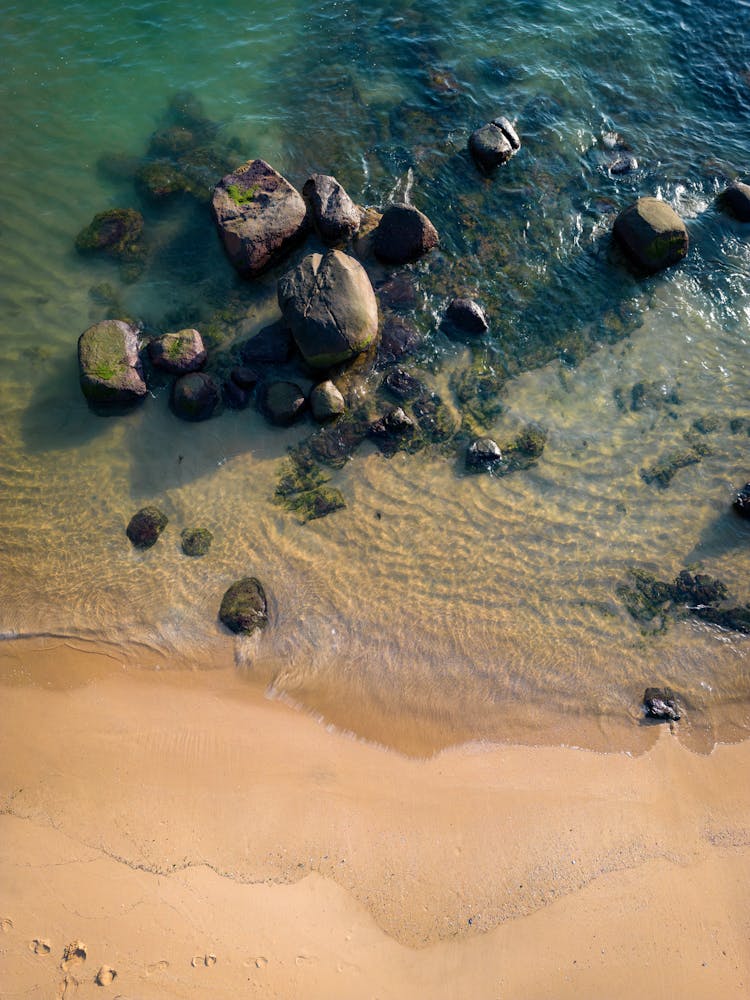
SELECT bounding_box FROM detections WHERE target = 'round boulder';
[278,250,379,368]
[149,329,207,374]
[78,319,148,406]
[310,380,346,421]
[212,159,308,277]
[718,181,750,222]
[171,372,220,421]
[612,197,688,272]
[257,380,306,426]
[126,506,168,549]
[373,204,439,265]
[302,173,361,243]
[219,577,268,635]
[469,116,520,171]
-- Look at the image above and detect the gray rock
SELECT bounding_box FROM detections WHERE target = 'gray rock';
[212,159,308,276]
[257,380,307,426]
[310,380,346,421]
[466,437,503,471]
[608,154,638,175]
[219,577,268,635]
[373,203,439,265]
[78,320,148,406]
[643,687,680,721]
[278,250,379,368]
[612,197,688,272]
[148,328,207,374]
[126,506,168,549]
[302,173,361,243]
[469,116,520,171]
[443,298,488,336]
[171,372,220,421]
[718,181,750,222]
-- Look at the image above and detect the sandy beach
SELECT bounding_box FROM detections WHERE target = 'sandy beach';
[1,638,749,999]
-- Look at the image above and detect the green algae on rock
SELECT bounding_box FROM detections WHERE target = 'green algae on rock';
[219,577,268,635]
[181,527,213,557]
[78,319,148,406]
[74,208,147,282]
[274,450,346,523]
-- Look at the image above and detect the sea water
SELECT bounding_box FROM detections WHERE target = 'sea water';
[2,0,750,752]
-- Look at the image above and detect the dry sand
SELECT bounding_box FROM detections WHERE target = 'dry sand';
[1,638,749,999]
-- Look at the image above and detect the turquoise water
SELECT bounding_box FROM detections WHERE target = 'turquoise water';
[2,0,750,751]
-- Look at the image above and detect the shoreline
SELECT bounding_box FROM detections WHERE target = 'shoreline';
[1,639,750,997]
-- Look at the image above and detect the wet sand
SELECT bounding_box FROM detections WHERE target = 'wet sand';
[1,640,749,998]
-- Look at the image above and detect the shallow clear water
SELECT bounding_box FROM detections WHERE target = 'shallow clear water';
[2,0,750,751]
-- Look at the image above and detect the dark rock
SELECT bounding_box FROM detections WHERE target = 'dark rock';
[643,687,680,721]
[212,159,308,277]
[368,406,415,455]
[219,577,268,635]
[78,320,148,406]
[630,380,680,411]
[75,208,147,282]
[181,526,213,557]
[274,451,346,522]
[608,154,638,175]
[257,380,306,426]
[733,482,750,519]
[240,321,294,365]
[671,570,727,606]
[376,274,418,311]
[640,445,706,488]
[377,316,423,365]
[171,372,220,421]
[466,437,503,471]
[442,298,488,336]
[717,181,750,222]
[308,418,369,467]
[373,204,439,265]
[413,393,457,443]
[469,116,520,171]
[302,173,361,243]
[230,366,260,390]
[148,328,207,374]
[612,197,689,272]
[278,250,379,368]
[222,378,250,409]
[382,368,425,401]
[310,380,345,421]
[126,506,168,549]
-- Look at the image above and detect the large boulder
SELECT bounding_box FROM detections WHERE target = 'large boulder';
[148,328,206,374]
[373,204,439,264]
[302,173,361,243]
[171,372,220,421]
[469,116,520,171]
[212,159,308,277]
[612,197,688,272]
[718,181,750,222]
[78,320,148,406]
[278,250,379,368]
[219,577,268,635]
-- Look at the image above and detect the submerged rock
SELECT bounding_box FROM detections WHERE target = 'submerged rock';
[612,197,688,272]
[368,406,416,456]
[377,315,423,365]
[643,687,681,721]
[148,328,206,374]
[717,181,750,222]
[78,320,148,406]
[382,368,425,401]
[257,380,307,426]
[608,154,638,175]
[278,250,379,368]
[274,450,347,523]
[239,321,295,365]
[466,437,503,471]
[75,208,147,281]
[171,372,220,421]
[219,577,268,635]
[126,506,168,549]
[732,482,750,519]
[373,203,439,265]
[442,297,488,337]
[469,116,521,171]
[212,159,308,277]
[302,173,361,243]
[181,526,213,557]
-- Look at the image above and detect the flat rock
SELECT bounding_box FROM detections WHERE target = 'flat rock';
[374,204,439,265]
[212,159,308,276]
[278,250,379,368]
[612,197,688,272]
[302,173,361,243]
[78,320,148,406]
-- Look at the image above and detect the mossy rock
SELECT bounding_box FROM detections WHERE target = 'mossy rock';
[78,319,148,406]
[640,446,706,488]
[126,506,168,549]
[75,208,147,281]
[219,577,268,635]
[135,159,197,201]
[274,450,347,523]
[181,526,213,557]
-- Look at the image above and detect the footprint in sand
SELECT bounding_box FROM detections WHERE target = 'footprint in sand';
[191,953,217,968]
[0,917,13,933]
[146,959,170,975]
[29,938,52,955]
[243,956,268,970]
[295,952,316,966]
[94,965,117,986]
[55,974,78,999]
[61,941,87,972]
